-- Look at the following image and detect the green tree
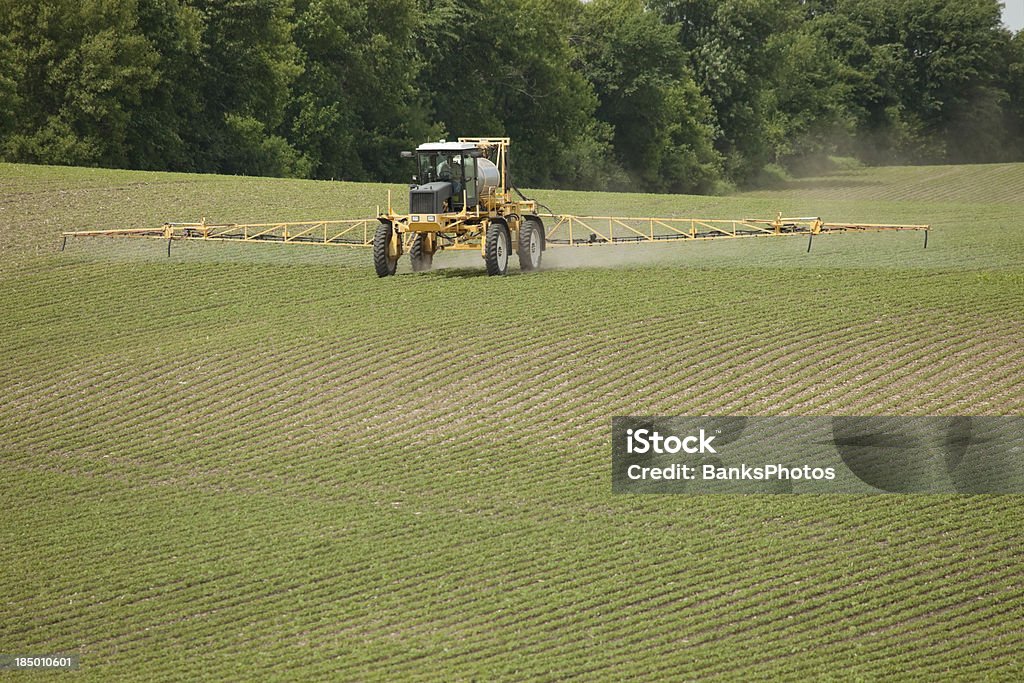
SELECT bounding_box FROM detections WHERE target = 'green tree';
[1003,31,1024,159]
[3,0,1022,187]
[575,0,721,193]
[0,0,160,167]
[762,13,861,167]
[415,0,616,189]
[651,0,802,184]
[189,0,307,176]
[837,0,1012,162]
[287,0,437,182]
[0,32,22,142]
[127,0,204,171]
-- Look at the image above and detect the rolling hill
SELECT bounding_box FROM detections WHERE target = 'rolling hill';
[1,161,1022,679]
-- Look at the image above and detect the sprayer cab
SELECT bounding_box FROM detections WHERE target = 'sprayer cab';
[406,141,499,212]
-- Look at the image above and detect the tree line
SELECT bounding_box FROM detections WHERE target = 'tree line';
[2,0,1022,193]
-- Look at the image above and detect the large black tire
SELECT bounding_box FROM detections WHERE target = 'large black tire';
[484,222,510,276]
[410,233,433,272]
[373,222,398,277]
[518,217,543,271]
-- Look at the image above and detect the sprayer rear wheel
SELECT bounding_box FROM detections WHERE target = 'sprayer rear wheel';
[484,223,510,276]
[518,217,543,271]
[373,222,398,277]
[410,233,433,272]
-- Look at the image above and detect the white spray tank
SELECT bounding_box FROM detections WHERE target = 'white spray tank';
[475,156,500,201]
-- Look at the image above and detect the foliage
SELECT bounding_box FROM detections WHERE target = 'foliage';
[833,0,1013,163]
[414,0,611,189]
[189,0,305,174]
[0,0,161,166]
[575,0,722,193]
[1,0,1023,189]
[1004,31,1024,158]
[128,0,205,171]
[650,0,806,184]
[288,0,437,181]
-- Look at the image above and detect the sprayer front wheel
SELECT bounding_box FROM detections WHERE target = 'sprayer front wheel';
[518,217,543,271]
[373,222,398,277]
[484,223,510,276]
[410,233,433,272]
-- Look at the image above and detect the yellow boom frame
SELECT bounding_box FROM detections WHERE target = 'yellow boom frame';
[62,212,929,255]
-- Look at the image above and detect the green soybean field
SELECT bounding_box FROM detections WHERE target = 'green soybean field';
[1,161,1023,679]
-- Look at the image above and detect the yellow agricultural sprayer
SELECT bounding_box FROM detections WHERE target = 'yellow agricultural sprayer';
[61,137,930,274]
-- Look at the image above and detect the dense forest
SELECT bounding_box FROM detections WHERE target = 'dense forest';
[2,0,1023,193]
